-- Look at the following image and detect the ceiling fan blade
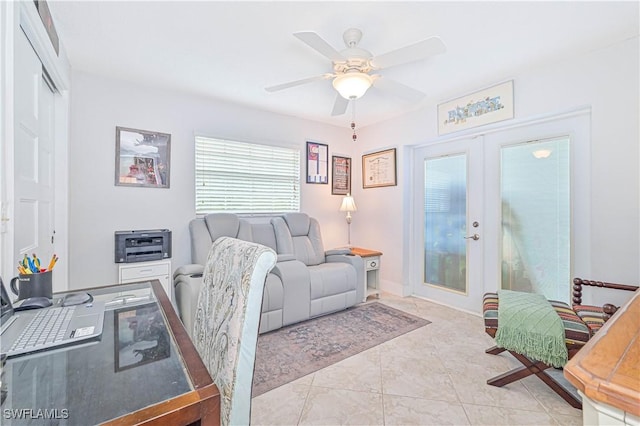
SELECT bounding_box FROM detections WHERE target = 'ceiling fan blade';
[265,74,333,92]
[370,36,446,70]
[372,76,426,102]
[331,94,349,116]
[294,31,345,62]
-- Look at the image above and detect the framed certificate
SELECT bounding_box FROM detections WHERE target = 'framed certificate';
[362,148,397,189]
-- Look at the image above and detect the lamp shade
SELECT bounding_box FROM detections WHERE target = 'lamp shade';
[332,72,373,100]
[339,194,357,212]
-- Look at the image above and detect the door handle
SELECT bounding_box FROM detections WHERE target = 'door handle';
[464,234,480,241]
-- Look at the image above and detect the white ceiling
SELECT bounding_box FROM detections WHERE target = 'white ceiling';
[47,1,639,128]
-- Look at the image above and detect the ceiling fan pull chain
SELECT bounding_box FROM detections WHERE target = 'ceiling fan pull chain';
[351,101,357,142]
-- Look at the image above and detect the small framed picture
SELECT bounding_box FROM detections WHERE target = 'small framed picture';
[306,141,329,184]
[362,148,397,189]
[331,156,351,195]
[115,126,171,188]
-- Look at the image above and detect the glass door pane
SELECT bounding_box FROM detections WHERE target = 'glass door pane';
[501,137,570,301]
[424,154,467,293]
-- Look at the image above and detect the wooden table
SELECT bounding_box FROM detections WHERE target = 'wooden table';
[564,289,640,422]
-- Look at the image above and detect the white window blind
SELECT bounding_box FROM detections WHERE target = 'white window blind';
[195,136,300,214]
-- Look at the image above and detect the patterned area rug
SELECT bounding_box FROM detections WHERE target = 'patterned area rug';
[252,302,430,397]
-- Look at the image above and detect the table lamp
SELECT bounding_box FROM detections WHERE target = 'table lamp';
[339,193,357,247]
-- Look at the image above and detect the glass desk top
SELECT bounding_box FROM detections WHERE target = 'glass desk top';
[0,281,210,425]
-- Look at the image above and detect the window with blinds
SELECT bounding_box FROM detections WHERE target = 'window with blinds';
[195,136,300,214]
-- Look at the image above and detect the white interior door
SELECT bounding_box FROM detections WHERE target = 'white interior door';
[14,28,55,276]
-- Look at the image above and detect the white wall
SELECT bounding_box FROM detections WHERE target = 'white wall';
[68,72,354,288]
[69,36,639,302]
[354,36,639,299]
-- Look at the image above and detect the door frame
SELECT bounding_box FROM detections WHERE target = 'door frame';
[1,2,70,288]
[406,107,591,313]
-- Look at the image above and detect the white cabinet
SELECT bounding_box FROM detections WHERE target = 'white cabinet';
[364,256,381,300]
[118,259,172,301]
[350,247,382,302]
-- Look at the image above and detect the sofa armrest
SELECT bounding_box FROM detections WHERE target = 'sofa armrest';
[325,248,352,256]
[326,254,365,302]
[277,254,296,262]
[270,259,311,326]
[173,264,204,338]
[173,263,204,279]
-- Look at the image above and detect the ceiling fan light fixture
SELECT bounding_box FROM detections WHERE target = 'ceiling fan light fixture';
[332,72,373,100]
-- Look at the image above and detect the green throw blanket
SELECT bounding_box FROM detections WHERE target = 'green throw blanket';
[495,290,568,368]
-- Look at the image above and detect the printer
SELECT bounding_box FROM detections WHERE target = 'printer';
[114,229,171,263]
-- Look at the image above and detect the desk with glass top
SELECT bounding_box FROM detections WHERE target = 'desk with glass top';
[1,280,219,425]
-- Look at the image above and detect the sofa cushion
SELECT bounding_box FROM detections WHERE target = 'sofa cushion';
[190,219,214,266]
[250,222,278,251]
[572,305,606,335]
[190,213,253,265]
[262,274,284,312]
[204,213,252,242]
[283,212,310,235]
[309,263,356,299]
[282,213,325,266]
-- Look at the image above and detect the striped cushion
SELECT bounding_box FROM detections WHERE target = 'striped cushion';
[483,292,591,346]
[573,305,606,335]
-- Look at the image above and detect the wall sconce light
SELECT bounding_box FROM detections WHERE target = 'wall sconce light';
[339,193,357,247]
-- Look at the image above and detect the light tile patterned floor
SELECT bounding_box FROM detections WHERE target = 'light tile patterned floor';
[251,293,583,425]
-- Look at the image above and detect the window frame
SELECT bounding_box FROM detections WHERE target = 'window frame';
[194,135,301,216]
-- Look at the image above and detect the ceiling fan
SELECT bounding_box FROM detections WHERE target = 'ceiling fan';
[266,28,446,116]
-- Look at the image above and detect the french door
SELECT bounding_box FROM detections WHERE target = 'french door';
[413,138,484,312]
[412,113,589,312]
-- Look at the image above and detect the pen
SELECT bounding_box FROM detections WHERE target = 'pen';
[33,253,41,269]
[27,257,38,273]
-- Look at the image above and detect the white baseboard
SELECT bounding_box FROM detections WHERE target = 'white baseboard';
[411,294,482,318]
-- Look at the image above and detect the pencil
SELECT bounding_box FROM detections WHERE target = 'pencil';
[47,254,57,271]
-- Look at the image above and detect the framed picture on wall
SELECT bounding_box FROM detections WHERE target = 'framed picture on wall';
[437,80,514,135]
[331,156,351,195]
[115,126,171,188]
[362,148,397,188]
[306,141,328,184]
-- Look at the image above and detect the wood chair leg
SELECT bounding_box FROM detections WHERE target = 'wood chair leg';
[486,345,506,355]
[487,350,582,409]
[487,364,535,386]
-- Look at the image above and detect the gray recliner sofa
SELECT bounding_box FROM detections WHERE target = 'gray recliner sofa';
[173,212,364,337]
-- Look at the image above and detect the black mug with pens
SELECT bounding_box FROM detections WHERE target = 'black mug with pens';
[10,254,57,300]
[10,271,53,300]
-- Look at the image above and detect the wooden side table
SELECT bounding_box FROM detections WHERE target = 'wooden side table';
[350,247,383,302]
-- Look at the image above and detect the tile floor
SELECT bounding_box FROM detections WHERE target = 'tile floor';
[251,293,583,425]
